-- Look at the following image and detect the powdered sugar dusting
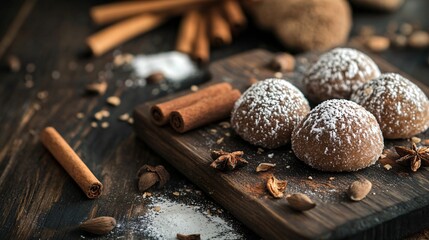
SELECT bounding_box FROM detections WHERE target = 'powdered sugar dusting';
[231,78,310,149]
[304,48,380,102]
[292,99,384,172]
[351,73,429,138]
[139,197,241,239]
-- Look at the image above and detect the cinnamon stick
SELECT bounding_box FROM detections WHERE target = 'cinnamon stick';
[222,0,246,34]
[151,82,233,126]
[176,10,200,54]
[170,89,241,133]
[87,14,166,56]
[40,127,102,199]
[91,0,215,25]
[192,12,210,64]
[209,6,232,46]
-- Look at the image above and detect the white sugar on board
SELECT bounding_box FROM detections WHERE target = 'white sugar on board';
[137,196,242,240]
[131,51,198,82]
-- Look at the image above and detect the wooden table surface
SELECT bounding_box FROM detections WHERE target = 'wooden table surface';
[0,0,428,239]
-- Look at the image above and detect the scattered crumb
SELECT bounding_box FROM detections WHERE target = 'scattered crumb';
[24,76,34,88]
[7,55,21,72]
[190,85,199,92]
[106,96,121,106]
[153,206,161,212]
[224,132,231,137]
[209,129,217,134]
[85,63,94,72]
[329,177,335,181]
[372,192,376,195]
[151,88,160,96]
[101,122,109,128]
[91,122,98,128]
[51,70,60,80]
[399,23,413,36]
[119,113,130,121]
[94,112,103,120]
[76,112,85,119]
[128,117,134,125]
[218,121,231,129]
[216,137,224,144]
[308,176,313,180]
[172,192,180,197]
[274,72,283,78]
[384,164,392,170]
[257,148,264,154]
[26,63,36,73]
[114,53,134,66]
[411,137,421,143]
[94,110,109,120]
[366,36,390,52]
[86,82,107,95]
[37,91,48,100]
[286,165,290,169]
[143,192,152,198]
[267,153,274,158]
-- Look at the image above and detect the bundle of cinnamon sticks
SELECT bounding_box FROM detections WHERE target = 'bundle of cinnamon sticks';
[151,82,241,133]
[87,0,248,63]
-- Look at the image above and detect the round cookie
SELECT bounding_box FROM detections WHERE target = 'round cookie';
[231,78,310,149]
[351,73,429,139]
[274,0,352,51]
[291,99,384,172]
[304,48,381,103]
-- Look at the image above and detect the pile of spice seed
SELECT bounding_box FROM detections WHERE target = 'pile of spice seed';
[351,21,429,53]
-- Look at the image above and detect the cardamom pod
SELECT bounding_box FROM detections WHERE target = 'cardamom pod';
[286,193,316,211]
[348,179,372,201]
[79,216,116,235]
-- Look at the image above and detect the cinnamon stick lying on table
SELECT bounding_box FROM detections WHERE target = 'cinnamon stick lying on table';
[170,89,241,133]
[192,12,210,64]
[87,14,166,56]
[151,82,233,126]
[91,0,216,25]
[222,0,247,34]
[209,6,232,46]
[176,10,200,54]
[40,127,103,199]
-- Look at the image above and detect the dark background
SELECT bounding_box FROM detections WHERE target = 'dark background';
[0,0,428,239]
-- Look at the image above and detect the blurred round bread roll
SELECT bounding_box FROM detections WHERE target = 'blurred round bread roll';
[247,0,352,51]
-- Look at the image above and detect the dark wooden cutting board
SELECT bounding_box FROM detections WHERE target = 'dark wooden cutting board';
[133,49,429,240]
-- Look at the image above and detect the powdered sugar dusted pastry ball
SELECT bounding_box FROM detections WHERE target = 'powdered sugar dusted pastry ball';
[291,99,383,172]
[231,78,310,149]
[351,73,429,139]
[304,48,380,103]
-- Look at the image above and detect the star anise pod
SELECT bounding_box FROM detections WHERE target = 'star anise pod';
[210,150,248,171]
[394,143,429,172]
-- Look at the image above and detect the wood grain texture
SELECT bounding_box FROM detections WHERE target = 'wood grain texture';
[134,49,429,240]
[1,0,429,238]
